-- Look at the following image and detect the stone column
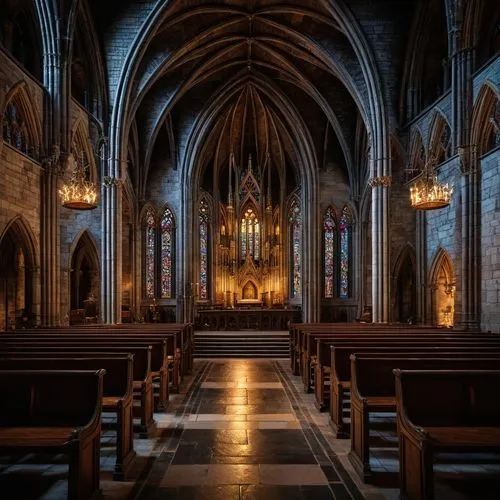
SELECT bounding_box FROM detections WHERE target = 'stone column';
[450,9,479,329]
[101,175,122,323]
[369,174,391,323]
[40,155,61,326]
[415,210,427,324]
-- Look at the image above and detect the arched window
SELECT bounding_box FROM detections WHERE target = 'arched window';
[323,206,336,298]
[240,206,260,260]
[2,90,39,161]
[489,98,500,151]
[199,199,210,300]
[339,206,353,299]
[143,205,176,299]
[289,199,302,299]
[160,207,175,299]
[144,208,156,299]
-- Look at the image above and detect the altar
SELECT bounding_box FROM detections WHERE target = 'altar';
[195,307,300,331]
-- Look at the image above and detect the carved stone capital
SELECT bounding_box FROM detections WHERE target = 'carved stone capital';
[102,175,120,187]
[368,175,392,188]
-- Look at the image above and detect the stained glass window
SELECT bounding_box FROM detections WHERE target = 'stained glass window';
[240,207,260,261]
[2,99,32,158]
[145,208,156,298]
[289,200,302,299]
[323,206,336,298]
[491,99,500,150]
[339,206,352,299]
[160,207,174,298]
[199,199,209,300]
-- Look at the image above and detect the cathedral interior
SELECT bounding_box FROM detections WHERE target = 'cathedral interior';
[0,0,498,330]
[1,2,500,500]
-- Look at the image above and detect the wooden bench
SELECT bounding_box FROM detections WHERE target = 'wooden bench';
[0,369,105,500]
[0,345,155,437]
[0,355,135,480]
[349,355,500,482]
[329,344,500,438]
[394,369,500,500]
[2,333,173,405]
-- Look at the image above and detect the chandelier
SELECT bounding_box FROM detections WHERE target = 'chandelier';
[409,159,452,210]
[59,154,98,210]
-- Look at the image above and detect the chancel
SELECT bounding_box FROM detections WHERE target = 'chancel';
[0,1,499,499]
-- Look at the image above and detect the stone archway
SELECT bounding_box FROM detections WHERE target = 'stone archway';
[70,231,100,324]
[429,250,456,327]
[0,218,37,330]
[392,246,416,323]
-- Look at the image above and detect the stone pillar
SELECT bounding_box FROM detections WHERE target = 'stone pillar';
[415,210,427,324]
[458,145,481,330]
[369,174,391,323]
[40,156,61,326]
[450,8,479,330]
[101,175,122,323]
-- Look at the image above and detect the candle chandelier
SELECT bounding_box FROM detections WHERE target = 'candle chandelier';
[59,153,98,210]
[409,158,453,210]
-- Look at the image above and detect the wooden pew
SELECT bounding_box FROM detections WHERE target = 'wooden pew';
[306,330,495,393]
[1,333,173,404]
[329,344,500,438]
[0,369,105,500]
[394,369,500,500]
[0,355,135,480]
[313,333,499,409]
[0,345,154,437]
[349,355,500,482]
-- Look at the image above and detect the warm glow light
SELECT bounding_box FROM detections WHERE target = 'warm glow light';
[410,174,453,210]
[59,155,98,210]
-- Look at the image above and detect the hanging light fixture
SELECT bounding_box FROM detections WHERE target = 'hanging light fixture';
[409,158,453,210]
[59,153,98,210]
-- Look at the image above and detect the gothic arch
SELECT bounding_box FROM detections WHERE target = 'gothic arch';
[71,119,98,182]
[392,244,417,323]
[0,216,39,329]
[428,110,452,164]
[2,81,42,161]
[471,82,500,156]
[69,230,100,319]
[429,248,456,327]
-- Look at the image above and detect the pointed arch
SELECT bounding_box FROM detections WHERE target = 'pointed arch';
[71,119,98,182]
[471,82,500,156]
[142,204,157,299]
[199,195,211,300]
[428,110,452,164]
[323,205,337,298]
[69,230,100,314]
[287,194,302,300]
[429,248,456,327]
[339,205,353,299]
[2,81,42,161]
[0,216,39,329]
[159,204,176,299]
[408,129,426,181]
[392,244,416,323]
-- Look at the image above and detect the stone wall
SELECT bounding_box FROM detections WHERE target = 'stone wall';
[481,148,500,333]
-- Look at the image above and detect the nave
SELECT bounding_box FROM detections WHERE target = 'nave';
[2,357,500,500]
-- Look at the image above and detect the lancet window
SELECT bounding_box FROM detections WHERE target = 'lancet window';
[323,206,336,298]
[339,206,353,299]
[240,206,260,260]
[143,205,176,299]
[199,199,210,300]
[288,199,302,299]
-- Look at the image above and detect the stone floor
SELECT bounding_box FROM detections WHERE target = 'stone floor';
[1,358,500,499]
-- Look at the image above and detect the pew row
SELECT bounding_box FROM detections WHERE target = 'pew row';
[394,369,500,500]
[349,355,500,482]
[0,369,105,500]
[0,355,135,480]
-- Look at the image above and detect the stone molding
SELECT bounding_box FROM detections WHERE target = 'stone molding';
[368,175,392,188]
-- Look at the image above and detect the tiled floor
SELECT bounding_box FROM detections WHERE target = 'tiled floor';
[1,358,500,499]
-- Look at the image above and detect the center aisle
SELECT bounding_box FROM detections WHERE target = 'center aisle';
[137,359,366,500]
